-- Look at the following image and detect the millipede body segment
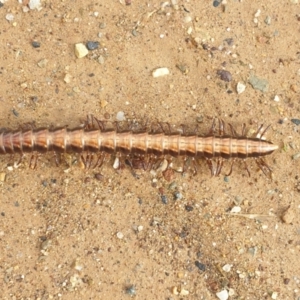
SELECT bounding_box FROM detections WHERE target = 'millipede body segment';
[0,119,278,176]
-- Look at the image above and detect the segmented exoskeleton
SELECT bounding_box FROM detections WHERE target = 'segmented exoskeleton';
[0,117,278,177]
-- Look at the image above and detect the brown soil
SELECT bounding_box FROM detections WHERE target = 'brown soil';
[0,1,299,299]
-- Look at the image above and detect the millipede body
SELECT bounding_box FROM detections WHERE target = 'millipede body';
[0,119,278,176]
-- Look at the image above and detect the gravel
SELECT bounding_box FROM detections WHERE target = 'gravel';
[86,41,99,50]
[217,70,232,82]
[249,74,269,92]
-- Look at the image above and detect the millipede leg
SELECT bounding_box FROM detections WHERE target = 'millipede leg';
[226,160,235,176]
[209,118,217,135]
[259,125,271,139]
[94,117,106,131]
[255,124,264,139]
[256,158,272,178]
[241,123,246,136]
[215,158,224,176]
[244,160,251,177]
[17,153,24,166]
[206,159,215,176]
[191,158,198,176]
[182,157,189,173]
[228,123,238,137]
[80,152,94,169]
[29,153,39,169]
[158,122,172,134]
[53,151,61,166]
[94,152,105,168]
[219,119,225,135]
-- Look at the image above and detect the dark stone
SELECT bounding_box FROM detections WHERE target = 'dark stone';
[86,41,99,50]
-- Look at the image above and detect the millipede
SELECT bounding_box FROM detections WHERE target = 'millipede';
[0,116,278,178]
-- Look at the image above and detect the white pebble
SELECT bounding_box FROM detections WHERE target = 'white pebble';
[74,43,89,58]
[271,292,278,299]
[187,26,193,35]
[113,157,120,169]
[216,289,229,300]
[29,0,42,10]
[230,206,241,213]
[137,225,144,232]
[236,82,246,94]
[222,264,232,272]
[184,15,192,23]
[274,95,280,102]
[5,14,14,21]
[152,67,170,78]
[254,9,261,18]
[116,111,126,121]
[64,73,72,83]
[116,232,124,239]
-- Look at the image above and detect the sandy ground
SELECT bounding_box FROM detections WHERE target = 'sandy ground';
[0,0,300,299]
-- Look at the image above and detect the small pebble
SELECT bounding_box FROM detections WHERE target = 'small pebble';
[217,70,232,82]
[75,43,89,58]
[222,264,232,272]
[29,0,42,10]
[281,205,295,224]
[216,289,229,300]
[116,232,124,239]
[185,205,193,212]
[173,191,182,200]
[64,73,72,83]
[125,285,136,296]
[224,38,234,46]
[292,153,300,160]
[290,84,298,92]
[271,292,278,299]
[86,41,99,50]
[254,9,261,18]
[152,67,170,78]
[291,119,300,126]
[161,195,168,204]
[116,111,126,121]
[273,95,280,102]
[113,157,120,169]
[99,22,106,29]
[0,173,6,182]
[230,206,241,213]
[5,13,14,21]
[12,109,19,117]
[172,286,179,295]
[98,55,105,64]
[180,287,189,296]
[224,176,230,182]
[37,59,48,68]
[183,15,192,23]
[249,74,269,92]
[72,259,83,271]
[236,82,246,94]
[176,64,189,75]
[195,261,206,271]
[213,0,220,7]
[94,173,104,181]
[31,41,40,48]
[264,16,271,25]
